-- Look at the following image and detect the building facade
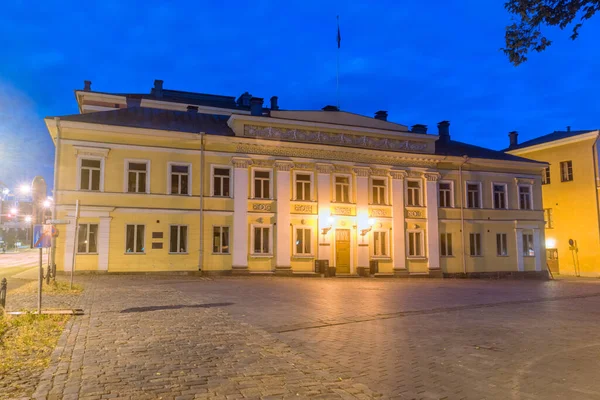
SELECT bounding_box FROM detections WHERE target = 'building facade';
[506,129,600,277]
[45,80,547,277]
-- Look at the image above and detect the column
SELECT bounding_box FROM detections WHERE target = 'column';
[275,161,294,274]
[425,173,441,273]
[533,228,542,272]
[63,216,76,272]
[232,157,251,272]
[515,228,524,272]
[354,167,370,275]
[391,171,407,273]
[98,216,112,271]
[316,163,334,265]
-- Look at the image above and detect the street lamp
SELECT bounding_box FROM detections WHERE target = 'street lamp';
[10,207,17,215]
[25,215,32,223]
[19,184,31,195]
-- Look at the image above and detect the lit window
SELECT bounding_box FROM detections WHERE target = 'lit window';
[127,162,147,193]
[407,180,421,206]
[295,174,312,201]
[496,233,508,256]
[213,168,231,197]
[523,233,535,256]
[466,183,481,208]
[253,226,271,254]
[335,176,350,202]
[469,233,481,256]
[542,167,551,185]
[440,233,452,256]
[80,159,101,191]
[213,226,230,254]
[126,225,145,253]
[408,231,423,257]
[170,225,188,253]
[254,170,271,199]
[373,231,387,256]
[560,161,573,182]
[372,179,386,205]
[170,164,190,195]
[295,228,312,255]
[519,185,532,210]
[439,182,452,207]
[493,184,507,209]
[77,224,98,253]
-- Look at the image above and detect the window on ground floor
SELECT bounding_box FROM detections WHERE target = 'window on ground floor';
[469,233,481,256]
[295,227,312,255]
[77,224,98,253]
[126,224,145,253]
[212,226,229,254]
[253,226,271,254]
[440,233,452,256]
[170,225,188,253]
[408,231,423,257]
[523,233,534,257]
[373,231,388,256]
[496,233,508,256]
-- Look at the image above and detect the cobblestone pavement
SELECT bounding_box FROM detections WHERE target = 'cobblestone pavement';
[32,276,600,399]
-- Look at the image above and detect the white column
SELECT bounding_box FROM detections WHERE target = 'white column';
[515,228,524,272]
[425,173,441,271]
[533,228,542,272]
[98,216,111,271]
[316,163,333,264]
[391,171,407,272]
[232,158,251,271]
[275,161,293,272]
[63,216,76,272]
[354,167,370,273]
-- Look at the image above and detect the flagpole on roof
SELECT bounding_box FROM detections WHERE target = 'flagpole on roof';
[337,15,341,110]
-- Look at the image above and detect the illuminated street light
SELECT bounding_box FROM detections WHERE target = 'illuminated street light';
[2,188,8,195]
[43,200,51,208]
[10,207,17,215]
[19,184,31,194]
[25,215,32,223]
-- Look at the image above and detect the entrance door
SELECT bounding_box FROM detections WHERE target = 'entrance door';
[546,248,559,274]
[336,229,351,274]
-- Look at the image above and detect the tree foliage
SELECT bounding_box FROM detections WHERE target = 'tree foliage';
[503,0,600,65]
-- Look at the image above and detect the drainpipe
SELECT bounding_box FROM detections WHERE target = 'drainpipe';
[198,132,206,271]
[50,117,62,278]
[458,155,470,275]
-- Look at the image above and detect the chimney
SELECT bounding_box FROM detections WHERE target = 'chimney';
[270,96,279,110]
[154,79,164,98]
[187,105,198,113]
[322,105,339,111]
[411,124,428,134]
[374,110,388,121]
[83,80,92,92]
[250,97,264,116]
[508,131,519,148]
[126,95,142,108]
[237,92,252,107]
[437,121,450,144]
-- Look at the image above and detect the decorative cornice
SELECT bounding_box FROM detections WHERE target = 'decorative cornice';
[424,173,441,182]
[315,163,335,174]
[334,165,353,173]
[243,124,430,153]
[274,160,294,171]
[293,162,315,170]
[390,170,408,180]
[370,168,390,177]
[353,167,370,177]
[73,145,110,158]
[231,157,252,169]
[515,177,535,185]
[407,170,423,178]
[252,159,275,168]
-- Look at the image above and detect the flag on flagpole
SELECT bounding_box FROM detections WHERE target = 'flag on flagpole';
[337,15,341,48]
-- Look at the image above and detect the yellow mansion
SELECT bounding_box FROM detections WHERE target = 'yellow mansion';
[507,129,600,277]
[45,80,548,277]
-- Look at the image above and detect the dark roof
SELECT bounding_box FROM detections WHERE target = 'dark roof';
[504,130,597,151]
[56,107,234,136]
[436,140,544,163]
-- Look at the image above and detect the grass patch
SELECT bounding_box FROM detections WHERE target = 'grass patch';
[9,280,84,295]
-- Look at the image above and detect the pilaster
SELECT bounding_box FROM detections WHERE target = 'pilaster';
[232,157,251,272]
[425,173,440,271]
[316,163,334,265]
[515,228,524,272]
[98,216,112,271]
[391,170,407,274]
[63,216,76,272]
[533,228,542,272]
[275,161,294,274]
[354,167,370,275]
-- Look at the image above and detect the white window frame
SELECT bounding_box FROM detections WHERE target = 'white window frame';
[370,176,388,205]
[293,225,314,257]
[333,174,352,203]
[496,233,508,256]
[76,155,105,192]
[491,182,508,210]
[560,160,573,182]
[407,230,425,258]
[167,162,192,196]
[438,180,454,208]
[250,224,273,256]
[518,184,533,210]
[372,229,390,257]
[469,233,482,257]
[465,181,483,209]
[523,233,535,257]
[77,223,99,254]
[210,164,233,198]
[542,167,551,185]
[440,232,453,257]
[406,179,422,207]
[293,171,314,201]
[251,168,273,200]
[124,159,150,194]
[169,224,188,254]
[212,225,230,254]
[125,224,146,254]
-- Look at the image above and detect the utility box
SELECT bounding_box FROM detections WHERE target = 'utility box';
[369,260,379,275]
[315,259,330,276]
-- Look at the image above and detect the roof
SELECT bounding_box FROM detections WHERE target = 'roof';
[55,107,234,136]
[436,140,543,163]
[270,110,409,132]
[504,130,597,151]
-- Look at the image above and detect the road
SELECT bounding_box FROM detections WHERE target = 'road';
[0,248,47,291]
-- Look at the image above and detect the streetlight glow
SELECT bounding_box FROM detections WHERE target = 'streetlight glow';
[2,188,8,195]
[25,215,32,223]
[43,200,51,208]
[19,184,31,194]
[10,207,17,215]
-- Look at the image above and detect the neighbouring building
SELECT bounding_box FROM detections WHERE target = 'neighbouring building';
[506,129,600,277]
[45,80,548,277]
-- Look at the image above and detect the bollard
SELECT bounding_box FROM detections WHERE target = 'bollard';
[0,278,7,309]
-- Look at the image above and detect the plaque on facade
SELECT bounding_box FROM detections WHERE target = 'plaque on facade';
[370,208,389,217]
[252,203,272,211]
[406,209,425,218]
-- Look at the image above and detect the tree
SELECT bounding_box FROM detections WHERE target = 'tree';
[503,0,600,66]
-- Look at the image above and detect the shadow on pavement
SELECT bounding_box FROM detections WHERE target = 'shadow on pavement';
[120,302,234,313]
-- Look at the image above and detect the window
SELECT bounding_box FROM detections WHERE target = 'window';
[440,233,453,256]
[496,233,508,256]
[469,233,481,256]
[212,226,230,254]
[127,161,148,193]
[439,182,452,207]
[407,180,421,206]
[542,167,551,185]
[493,184,507,209]
[253,170,271,199]
[295,227,312,255]
[544,208,554,229]
[213,167,231,197]
[295,174,312,201]
[519,185,532,210]
[408,231,423,257]
[523,233,535,256]
[466,183,481,208]
[126,225,145,253]
[170,164,190,195]
[80,159,101,191]
[77,224,98,253]
[560,161,573,182]
[170,225,188,253]
[372,179,386,205]
[373,231,388,256]
[335,176,350,202]
[253,226,271,254]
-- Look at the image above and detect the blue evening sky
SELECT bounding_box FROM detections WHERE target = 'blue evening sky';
[1,0,599,191]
